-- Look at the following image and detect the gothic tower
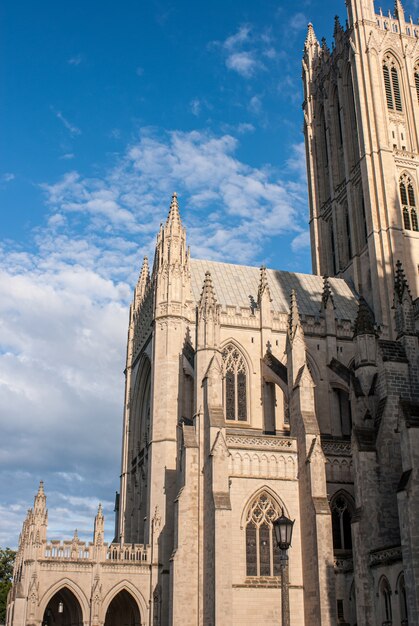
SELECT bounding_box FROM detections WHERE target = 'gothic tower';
[303,0,419,337]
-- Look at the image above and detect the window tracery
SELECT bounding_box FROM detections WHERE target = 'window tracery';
[331,493,353,551]
[222,344,248,421]
[379,577,393,625]
[245,491,282,577]
[383,54,403,112]
[399,174,419,231]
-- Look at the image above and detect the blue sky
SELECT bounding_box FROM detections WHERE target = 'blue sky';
[1,0,417,547]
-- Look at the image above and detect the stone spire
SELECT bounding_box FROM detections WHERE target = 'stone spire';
[305,23,319,49]
[33,481,46,518]
[393,260,415,337]
[153,192,191,307]
[288,289,304,343]
[333,14,344,36]
[394,0,405,20]
[166,191,181,231]
[134,256,150,309]
[94,503,105,546]
[258,266,272,305]
[353,297,378,337]
[199,271,217,312]
[321,276,335,311]
[197,271,220,349]
[394,260,412,304]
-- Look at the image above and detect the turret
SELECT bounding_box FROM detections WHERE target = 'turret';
[93,503,105,546]
[134,256,150,309]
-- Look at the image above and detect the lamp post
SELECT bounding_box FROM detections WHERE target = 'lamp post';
[273,510,295,626]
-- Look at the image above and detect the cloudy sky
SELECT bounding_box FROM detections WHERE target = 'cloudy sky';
[1,0,417,548]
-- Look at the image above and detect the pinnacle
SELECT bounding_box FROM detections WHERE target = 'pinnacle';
[258,265,272,303]
[394,259,411,303]
[199,271,217,309]
[353,296,377,337]
[305,22,318,48]
[97,502,103,516]
[166,191,182,226]
[321,276,335,309]
[37,480,45,497]
[395,0,404,18]
[288,289,302,339]
[334,15,343,36]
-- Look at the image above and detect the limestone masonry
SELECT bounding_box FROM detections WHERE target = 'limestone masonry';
[6,0,419,624]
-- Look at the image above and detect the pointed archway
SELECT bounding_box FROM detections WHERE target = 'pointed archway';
[42,587,83,626]
[104,589,141,626]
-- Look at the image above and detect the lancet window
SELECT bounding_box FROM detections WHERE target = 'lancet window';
[383,54,403,112]
[331,492,353,551]
[379,577,393,625]
[245,491,282,577]
[398,573,408,625]
[415,61,419,103]
[399,174,419,231]
[222,344,248,421]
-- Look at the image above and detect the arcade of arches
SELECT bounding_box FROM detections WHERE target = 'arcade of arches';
[42,588,141,626]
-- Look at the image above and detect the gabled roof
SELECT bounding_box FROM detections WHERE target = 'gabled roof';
[190,259,358,320]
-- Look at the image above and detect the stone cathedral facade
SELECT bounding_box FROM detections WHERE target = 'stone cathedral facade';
[6,1,419,625]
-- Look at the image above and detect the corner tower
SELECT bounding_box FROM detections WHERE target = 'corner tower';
[303,0,419,337]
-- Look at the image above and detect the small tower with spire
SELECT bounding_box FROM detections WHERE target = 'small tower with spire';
[197,271,220,350]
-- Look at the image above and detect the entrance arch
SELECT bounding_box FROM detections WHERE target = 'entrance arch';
[42,587,83,626]
[104,589,141,626]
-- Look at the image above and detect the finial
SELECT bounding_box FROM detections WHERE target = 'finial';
[72,528,79,541]
[37,480,45,496]
[394,260,411,303]
[353,297,378,337]
[97,502,103,516]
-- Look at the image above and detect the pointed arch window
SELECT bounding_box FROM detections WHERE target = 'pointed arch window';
[400,174,419,231]
[415,61,419,103]
[383,54,403,112]
[379,577,393,625]
[331,493,353,551]
[397,573,408,625]
[222,344,248,421]
[245,491,282,577]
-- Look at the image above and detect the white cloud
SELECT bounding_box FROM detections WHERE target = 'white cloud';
[291,230,310,252]
[289,12,308,31]
[226,51,262,78]
[52,108,82,136]
[1,172,15,183]
[248,95,262,115]
[60,153,75,160]
[190,98,201,116]
[68,54,83,66]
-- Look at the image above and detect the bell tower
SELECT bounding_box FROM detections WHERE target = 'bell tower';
[303,0,419,337]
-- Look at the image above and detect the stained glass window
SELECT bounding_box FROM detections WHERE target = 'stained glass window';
[222,344,248,422]
[245,491,282,577]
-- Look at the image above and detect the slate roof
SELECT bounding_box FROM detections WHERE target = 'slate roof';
[190,259,358,320]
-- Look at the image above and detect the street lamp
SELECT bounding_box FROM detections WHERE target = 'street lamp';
[273,510,295,626]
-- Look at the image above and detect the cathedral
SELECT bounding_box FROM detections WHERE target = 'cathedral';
[6,0,419,624]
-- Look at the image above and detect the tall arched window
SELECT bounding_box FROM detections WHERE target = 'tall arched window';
[383,54,403,111]
[379,577,393,625]
[398,573,408,625]
[400,174,419,231]
[331,492,353,551]
[415,61,419,103]
[245,491,282,577]
[222,344,248,421]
